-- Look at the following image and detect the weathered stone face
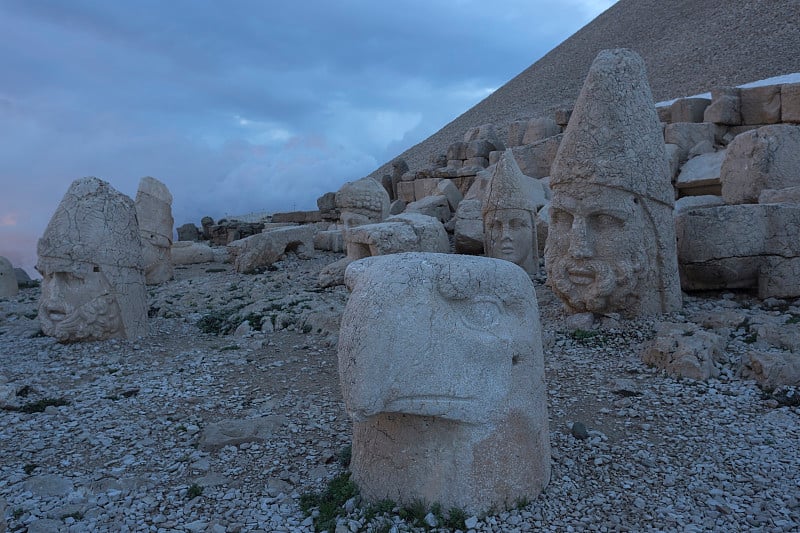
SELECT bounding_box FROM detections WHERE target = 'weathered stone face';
[484,208,536,274]
[38,268,124,342]
[37,177,147,342]
[545,48,681,317]
[482,150,539,276]
[339,252,550,514]
[546,185,651,314]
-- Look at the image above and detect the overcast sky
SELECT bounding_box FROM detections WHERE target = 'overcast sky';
[0,0,615,276]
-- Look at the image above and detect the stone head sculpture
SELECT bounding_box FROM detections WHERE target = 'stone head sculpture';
[37,177,148,342]
[544,48,681,317]
[339,252,551,514]
[482,149,539,276]
[135,176,174,285]
[335,177,390,260]
[0,256,18,298]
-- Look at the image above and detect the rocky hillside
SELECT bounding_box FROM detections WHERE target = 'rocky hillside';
[368,0,800,179]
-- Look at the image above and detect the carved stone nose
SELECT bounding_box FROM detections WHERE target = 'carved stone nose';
[568,218,593,258]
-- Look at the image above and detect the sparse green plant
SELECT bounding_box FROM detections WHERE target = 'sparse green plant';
[219,345,240,352]
[444,506,468,530]
[12,508,24,520]
[23,463,37,475]
[186,483,203,499]
[363,499,396,522]
[786,314,800,324]
[299,472,358,532]
[398,499,428,526]
[337,444,352,467]
[514,496,531,510]
[743,332,758,344]
[570,328,598,340]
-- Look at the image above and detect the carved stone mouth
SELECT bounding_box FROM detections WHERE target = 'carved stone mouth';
[46,310,67,322]
[380,395,478,419]
[567,267,595,285]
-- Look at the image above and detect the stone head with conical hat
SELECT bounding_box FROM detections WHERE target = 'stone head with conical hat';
[37,177,148,342]
[544,48,681,317]
[482,149,539,276]
[335,178,390,258]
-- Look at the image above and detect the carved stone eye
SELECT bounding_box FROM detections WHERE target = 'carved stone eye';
[460,297,502,332]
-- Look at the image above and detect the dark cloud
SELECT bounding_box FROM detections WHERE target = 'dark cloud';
[0,0,614,276]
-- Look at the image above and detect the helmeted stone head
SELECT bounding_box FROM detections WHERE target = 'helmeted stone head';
[482,149,538,276]
[544,48,681,317]
[37,177,148,342]
[339,252,550,513]
[135,176,174,285]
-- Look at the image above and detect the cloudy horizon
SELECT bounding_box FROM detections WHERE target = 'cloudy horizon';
[0,0,616,277]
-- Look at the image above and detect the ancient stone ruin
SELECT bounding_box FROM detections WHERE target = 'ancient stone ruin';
[0,256,18,298]
[338,252,551,514]
[135,176,174,285]
[36,177,148,342]
[481,149,539,276]
[545,48,682,317]
[318,177,390,287]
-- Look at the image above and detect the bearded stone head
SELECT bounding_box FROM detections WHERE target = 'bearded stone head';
[37,177,148,342]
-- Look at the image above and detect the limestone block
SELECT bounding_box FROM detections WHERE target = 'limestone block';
[447,141,468,161]
[656,105,672,123]
[670,97,711,123]
[674,195,724,213]
[339,252,550,514]
[522,117,560,144]
[759,186,800,204]
[435,179,463,212]
[413,178,442,201]
[740,85,781,125]
[271,211,322,224]
[176,223,200,242]
[313,229,344,253]
[135,176,174,285]
[389,199,406,215]
[554,108,572,127]
[510,134,562,178]
[464,157,489,169]
[406,195,451,223]
[642,322,724,380]
[675,150,726,196]
[316,191,336,212]
[400,170,417,182]
[453,199,484,254]
[704,87,741,125]
[396,181,415,203]
[664,122,719,162]
[445,159,463,169]
[0,256,18,298]
[720,124,800,204]
[37,177,147,342]
[228,226,315,273]
[506,119,529,147]
[463,123,505,151]
[782,82,800,123]
[676,204,800,296]
[346,213,449,257]
[466,139,493,159]
[171,242,215,265]
[759,256,800,299]
[740,351,800,390]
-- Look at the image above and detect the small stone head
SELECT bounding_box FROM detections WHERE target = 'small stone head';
[37,177,147,342]
[135,176,174,284]
[482,150,538,276]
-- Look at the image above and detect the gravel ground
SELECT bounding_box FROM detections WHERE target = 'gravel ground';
[368,0,800,180]
[1,251,798,532]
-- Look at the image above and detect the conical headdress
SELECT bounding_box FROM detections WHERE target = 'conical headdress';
[482,149,536,217]
[550,48,673,206]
